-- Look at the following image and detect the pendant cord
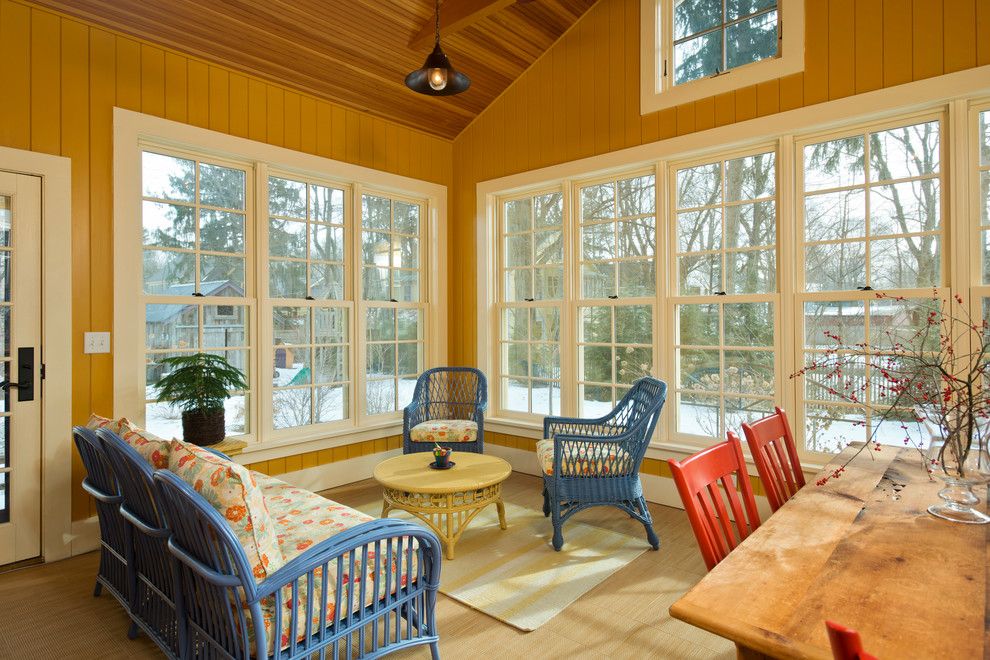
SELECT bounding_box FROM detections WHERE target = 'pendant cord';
[434,0,441,44]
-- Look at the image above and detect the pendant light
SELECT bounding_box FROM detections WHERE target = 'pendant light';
[405,0,471,96]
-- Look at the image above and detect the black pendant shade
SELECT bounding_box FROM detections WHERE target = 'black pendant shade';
[405,1,470,96]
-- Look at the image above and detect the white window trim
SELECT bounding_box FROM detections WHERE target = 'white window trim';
[113,108,447,460]
[477,65,990,468]
[640,0,805,115]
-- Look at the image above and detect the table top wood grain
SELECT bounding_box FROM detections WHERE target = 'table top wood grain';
[373,451,512,494]
[669,443,989,659]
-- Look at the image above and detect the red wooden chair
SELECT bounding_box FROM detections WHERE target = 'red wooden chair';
[742,406,806,512]
[826,621,877,660]
[668,433,761,571]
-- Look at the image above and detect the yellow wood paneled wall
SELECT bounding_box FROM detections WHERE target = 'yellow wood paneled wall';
[0,0,453,521]
[449,0,990,367]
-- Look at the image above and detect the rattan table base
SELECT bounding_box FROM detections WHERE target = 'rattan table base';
[381,483,507,560]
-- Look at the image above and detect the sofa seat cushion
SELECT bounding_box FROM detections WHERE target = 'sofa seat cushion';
[168,441,284,583]
[248,475,412,654]
[120,427,171,469]
[536,438,632,477]
[410,419,477,444]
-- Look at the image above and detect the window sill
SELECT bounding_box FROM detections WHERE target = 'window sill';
[485,416,823,475]
[641,55,804,114]
[234,419,404,463]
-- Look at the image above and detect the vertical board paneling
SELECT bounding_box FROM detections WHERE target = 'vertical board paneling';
[164,53,187,123]
[942,0,975,74]
[186,60,209,128]
[1,1,32,149]
[30,8,60,155]
[912,0,944,80]
[882,0,913,86]
[208,67,229,133]
[854,0,884,94]
[140,45,165,117]
[827,0,856,100]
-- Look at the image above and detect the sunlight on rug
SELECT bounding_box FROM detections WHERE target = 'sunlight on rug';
[355,499,649,631]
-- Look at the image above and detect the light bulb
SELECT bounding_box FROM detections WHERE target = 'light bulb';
[428,67,448,91]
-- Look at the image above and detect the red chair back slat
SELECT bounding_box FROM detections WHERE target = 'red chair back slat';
[826,621,877,660]
[742,406,805,512]
[668,434,761,571]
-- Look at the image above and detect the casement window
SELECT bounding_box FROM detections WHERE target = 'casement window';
[670,150,779,440]
[640,0,804,113]
[142,151,253,437]
[498,191,564,417]
[126,131,443,448]
[797,115,945,453]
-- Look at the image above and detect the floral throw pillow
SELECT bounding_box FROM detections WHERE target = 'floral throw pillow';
[120,427,172,470]
[168,440,284,583]
[86,413,135,436]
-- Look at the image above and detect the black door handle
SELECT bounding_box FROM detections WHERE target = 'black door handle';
[5,347,34,402]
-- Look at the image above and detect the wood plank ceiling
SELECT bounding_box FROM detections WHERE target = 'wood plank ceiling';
[32,0,597,139]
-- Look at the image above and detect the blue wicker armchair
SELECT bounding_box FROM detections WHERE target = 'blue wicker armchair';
[97,428,181,657]
[153,469,443,660]
[403,367,487,454]
[540,377,668,551]
[72,427,129,608]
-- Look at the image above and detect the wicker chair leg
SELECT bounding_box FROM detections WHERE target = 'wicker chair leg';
[430,641,441,660]
[637,497,660,550]
[550,502,564,551]
[542,487,550,517]
[127,621,139,640]
[92,580,102,597]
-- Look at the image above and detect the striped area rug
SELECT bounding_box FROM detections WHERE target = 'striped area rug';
[358,500,649,631]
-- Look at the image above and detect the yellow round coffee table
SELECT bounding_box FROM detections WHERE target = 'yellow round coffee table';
[374,452,511,560]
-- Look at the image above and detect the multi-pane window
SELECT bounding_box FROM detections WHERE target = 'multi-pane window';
[499,192,564,416]
[799,117,944,453]
[142,152,247,297]
[580,174,656,299]
[672,151,778,439]
[504,193,565,302]
[145,303,251,437]
[365,308,423,415]
[977,110,990,283]
[801,297,937,453]
[135,144,437,443]
[578,175,657,417]
[578,304,654,416]
[271,306,349,429]
[361,194,422,303]
[141,151,251,438]
[268,176,346,300]
[802,120,942,292]
[672,0,779,86]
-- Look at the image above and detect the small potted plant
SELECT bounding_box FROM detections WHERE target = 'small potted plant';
[432,442,453,469]
[154,352,248,446]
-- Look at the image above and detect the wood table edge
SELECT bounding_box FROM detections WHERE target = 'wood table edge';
[372,454,512,494]
[668,600,827,660]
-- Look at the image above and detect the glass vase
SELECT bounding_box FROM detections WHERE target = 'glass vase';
[925,433,990,524]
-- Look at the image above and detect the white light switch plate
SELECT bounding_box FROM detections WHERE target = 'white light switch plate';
[84,331,111,354]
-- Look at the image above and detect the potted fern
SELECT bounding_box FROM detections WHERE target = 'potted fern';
[154,352,248,446]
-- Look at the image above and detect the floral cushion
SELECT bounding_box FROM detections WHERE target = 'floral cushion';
[242,475,409,654]
[168,440,284,584]
[120,427,171,470]
[410,419,477,444]
[86,413,135,436]
[536,438,632,476]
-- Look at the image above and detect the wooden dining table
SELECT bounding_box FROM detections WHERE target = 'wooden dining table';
[669,442,989,659]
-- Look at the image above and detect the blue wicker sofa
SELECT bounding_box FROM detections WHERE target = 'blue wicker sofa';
[73,416,442,660]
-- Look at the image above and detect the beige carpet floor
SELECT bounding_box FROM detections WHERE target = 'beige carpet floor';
[355,499,651,631]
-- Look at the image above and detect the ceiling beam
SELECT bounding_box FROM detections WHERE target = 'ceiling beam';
[408,0,517,50]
